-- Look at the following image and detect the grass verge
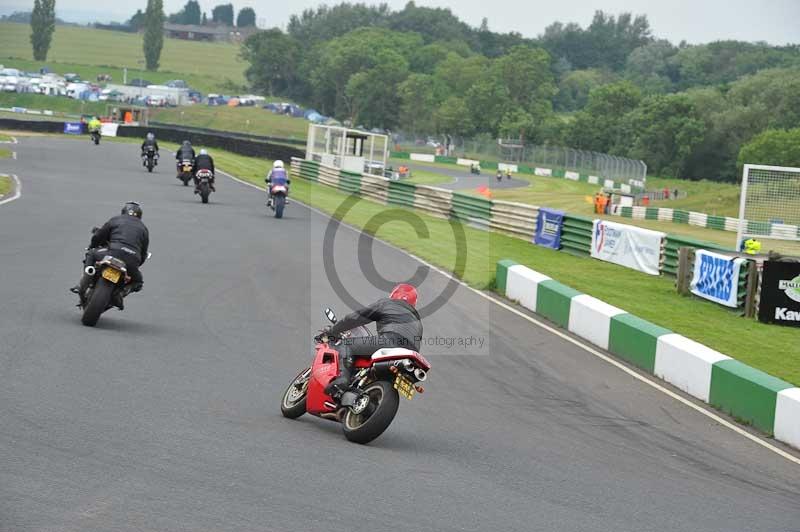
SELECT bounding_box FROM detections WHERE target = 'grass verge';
[0,147,11,159]
[0,133,12,141]
[0,175,11,195]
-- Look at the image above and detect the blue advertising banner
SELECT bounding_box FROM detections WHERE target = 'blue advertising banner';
[690,249,745,308]
[63,122,83,134]
[534,208,564,249]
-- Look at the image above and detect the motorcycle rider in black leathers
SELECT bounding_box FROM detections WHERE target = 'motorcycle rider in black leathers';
[175,140,196,175]
[70,202,150,310]
[141,132,159,166]
[192,148,216,193]
[323,284,422,399]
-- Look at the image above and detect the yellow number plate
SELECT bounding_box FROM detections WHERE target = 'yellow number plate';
[102,268,121,283]
[394,374,415,400]
[183,165,192,171]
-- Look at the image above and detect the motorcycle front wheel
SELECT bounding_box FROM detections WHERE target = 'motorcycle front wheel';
[281,367,310,419]
[341,380,399,444]
[274,195,285,219]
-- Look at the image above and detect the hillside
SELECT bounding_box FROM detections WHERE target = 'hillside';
[0,22,246,93]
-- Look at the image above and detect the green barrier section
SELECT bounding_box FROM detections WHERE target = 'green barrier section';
[450,192,492,221]
[519,165,533,174]
[645,208,659,220]
[482,160,498,170]
[495,259,518,294]
[338,170,361,194]
[707,215,726,231]
[747,220,770,235]
[608,314,670,372]
[390,151,410,159]
[673,210,689,224]
[553,169,566,178]
[536,280,581,328]
[709,360,793,434]
[662,234,730,276]
[435,156,458,164]
[387,180,416,206]
[620,207,633,218]
[298,160,320,182]
[561,214,593,256]
[578,174,589,183]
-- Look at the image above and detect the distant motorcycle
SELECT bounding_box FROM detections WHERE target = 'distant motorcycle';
[196,169,214,204]
[281,307,431,444]
[177,159,193,186]
[268,183,287,219]
[143,148,158,173]
[90,130,101,145]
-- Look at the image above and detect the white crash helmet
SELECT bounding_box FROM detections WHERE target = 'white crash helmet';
[199,148,208,155]
[274,160,284,169]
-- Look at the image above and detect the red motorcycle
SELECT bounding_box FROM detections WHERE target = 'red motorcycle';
[281,307,431,444]
[268,183,287,219]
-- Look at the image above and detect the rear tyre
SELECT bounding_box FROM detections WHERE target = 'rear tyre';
[81,278,114,327]
[281,368,310,419]
[200,182,210,204]
[341,380,399,444]
[274,195,285,219]
[147,162,154,173]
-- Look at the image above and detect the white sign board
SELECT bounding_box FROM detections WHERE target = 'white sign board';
[498,163,519,173]
[591,219,665,275]
[565,171,580,180]
[410,153,435,163]
[534,167,552,177]
[457,158,480,167]
[690,250,745,308]
[100,123,119,137]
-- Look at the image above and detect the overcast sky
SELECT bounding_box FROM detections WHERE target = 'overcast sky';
[1,0,798,45]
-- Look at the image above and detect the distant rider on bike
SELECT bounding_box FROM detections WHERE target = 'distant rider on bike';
[141,132,159,166]
[265,160,290,206]
[193,148,215,193]
[322,284,423,399]
[87,116,101,136]
[175,140,196,174]
[70,202,150,310]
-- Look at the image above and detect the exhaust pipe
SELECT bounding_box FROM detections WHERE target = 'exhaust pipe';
[414,368,427,382]
[84,265,96,276]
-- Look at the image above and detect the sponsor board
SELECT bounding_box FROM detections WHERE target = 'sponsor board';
[100,123,119,137]
[591,219,665,275]
[410,153,436,163]
[63,122,83,134]
[690,250,745,308]
[759,261,800,327]
[534,167,552,177]
[533,208,564,249]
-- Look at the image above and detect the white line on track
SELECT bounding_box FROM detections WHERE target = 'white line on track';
[0,136,18,144]
[0,174,22,206]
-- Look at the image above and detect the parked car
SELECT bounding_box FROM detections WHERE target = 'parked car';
[166,79,187,88]
[64,73,80,82]
[128,78,152,87]
[99,89,122,101]
[146,94,167,107]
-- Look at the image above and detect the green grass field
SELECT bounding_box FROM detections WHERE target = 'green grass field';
[149,105,310,140]
[0,147,11,159]
[0,22,246,93]
[0,92,107,116]
[0,175,12,195]
[0,133,12,141]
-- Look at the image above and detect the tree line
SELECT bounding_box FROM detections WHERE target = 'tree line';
[128,1,256,31]
[241,2,800,181]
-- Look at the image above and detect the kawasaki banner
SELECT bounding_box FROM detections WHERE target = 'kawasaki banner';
[591,219,664,275]
[690,250,745,308]
[534,208,564,249]
[759,260,800,327]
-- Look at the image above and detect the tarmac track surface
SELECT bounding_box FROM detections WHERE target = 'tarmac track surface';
[0,136,799,532]
[406,161,528,191]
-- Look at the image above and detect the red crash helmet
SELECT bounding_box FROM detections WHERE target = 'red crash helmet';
[390,283,418,307]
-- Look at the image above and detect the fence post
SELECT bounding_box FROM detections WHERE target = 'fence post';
[676,247,695,295]
[744,260,760,318]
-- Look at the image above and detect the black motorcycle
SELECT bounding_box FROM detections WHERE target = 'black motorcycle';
[90,130,101,145]
[177,159,193,186]
[143,148,158,173]
[78,230,150,327]
[196,169,214,204]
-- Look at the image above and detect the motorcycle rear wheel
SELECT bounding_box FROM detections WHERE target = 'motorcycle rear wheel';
[341,380,399,444]
[274,195,285,219]
[281,368,310,419]
[200,183,210,204]
[81,278,113,327]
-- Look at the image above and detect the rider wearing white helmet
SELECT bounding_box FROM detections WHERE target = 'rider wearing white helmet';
[192,148,216,193]
[265,160,291,207]
[140,132,159,165]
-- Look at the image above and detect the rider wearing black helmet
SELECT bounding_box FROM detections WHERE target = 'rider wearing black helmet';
[141,132,159,166]
[175,140,196,173]
[70,202,150,309]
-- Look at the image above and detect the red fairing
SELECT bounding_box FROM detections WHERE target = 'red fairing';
[305,343,340,414]
[369,349,431,371]
[271,185,287,193]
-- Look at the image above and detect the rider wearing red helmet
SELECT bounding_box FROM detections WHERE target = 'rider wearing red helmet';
[324,283,423,398]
